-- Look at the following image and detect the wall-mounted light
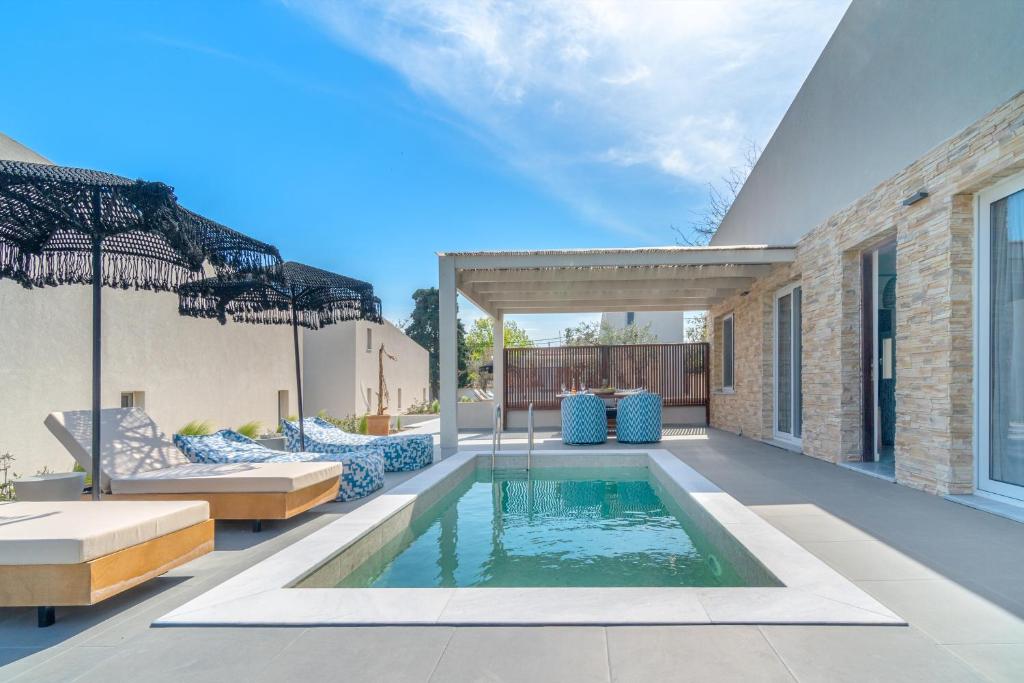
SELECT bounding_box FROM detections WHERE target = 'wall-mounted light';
[902,190,929,206]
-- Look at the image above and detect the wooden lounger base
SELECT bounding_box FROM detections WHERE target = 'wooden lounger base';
[0,519,215,624]
[97,477,340,521]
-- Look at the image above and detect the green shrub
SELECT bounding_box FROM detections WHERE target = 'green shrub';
[431,399,440,413]
[316,411,362,433]
[178,420,214,436]
[395,416,402,430]
[358,414,369,435]
[459,395,473,403]
[236,421,263,439]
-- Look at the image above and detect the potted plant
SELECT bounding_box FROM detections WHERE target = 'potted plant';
[366,343,397,436]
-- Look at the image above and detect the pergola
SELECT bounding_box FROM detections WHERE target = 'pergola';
[437,245,796,450]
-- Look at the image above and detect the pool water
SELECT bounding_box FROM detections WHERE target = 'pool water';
[327,468,759,588]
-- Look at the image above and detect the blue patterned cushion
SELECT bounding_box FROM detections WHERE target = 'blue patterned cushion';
[281,417,433,472]
[616,392,663,443]
[173,429,319,464]
[560,394,608,445]
[173,429,384,501]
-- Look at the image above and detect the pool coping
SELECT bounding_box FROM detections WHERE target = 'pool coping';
[156,450,905,626]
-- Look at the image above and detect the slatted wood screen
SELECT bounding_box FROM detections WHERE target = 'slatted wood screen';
[503,343,709,415]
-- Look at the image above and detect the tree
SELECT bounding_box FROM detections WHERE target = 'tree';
[685,313,708,343]
[403,288,470,399]
[669,141,761,347]
[464,318,533,390]
[465,318,532,362]
[563,321,658,346]
[672,141,761,247]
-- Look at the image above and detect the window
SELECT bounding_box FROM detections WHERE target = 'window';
[626,311,635,326]
[120,391,144,408]
[366,328,373,352]
[722,314,735,391]
[423,388,427,403]
[366,387,373,408]
[277,390,289,425]
[397,387,403,410]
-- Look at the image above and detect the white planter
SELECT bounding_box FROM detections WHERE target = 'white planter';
[14,472,86,501]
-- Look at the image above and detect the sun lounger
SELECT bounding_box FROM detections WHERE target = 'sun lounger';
[0,500,213,626]
[175,429,386,501]
[45,409,340,524]
[282,417,434,472]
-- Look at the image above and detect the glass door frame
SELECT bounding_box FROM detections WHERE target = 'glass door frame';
[976,171,1024,501]
[773,281,802,446]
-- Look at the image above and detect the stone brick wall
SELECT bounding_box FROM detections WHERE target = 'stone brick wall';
[710,90,1024,495]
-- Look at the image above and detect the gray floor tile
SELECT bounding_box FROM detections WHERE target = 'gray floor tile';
[856,579,1024,645]
[429,627,609,683]
[945,643,1024,683]
[73,627,306,683]
[257,627,454,683]
[800,540,941,581]
[761,625,986,682]
[607,625,795,682]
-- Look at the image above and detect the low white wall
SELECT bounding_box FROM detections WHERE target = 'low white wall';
[303,319,430,419]
[457,400,497,430]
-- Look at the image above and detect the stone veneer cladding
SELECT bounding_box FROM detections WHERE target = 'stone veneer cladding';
[710,91,1024,495]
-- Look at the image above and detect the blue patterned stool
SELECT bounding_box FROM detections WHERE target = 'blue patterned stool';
[616,392,662,443]
[561,394,608,445]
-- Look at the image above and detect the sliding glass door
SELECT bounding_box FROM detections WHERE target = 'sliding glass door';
[978,174,1024,501]
[774,283,802,444]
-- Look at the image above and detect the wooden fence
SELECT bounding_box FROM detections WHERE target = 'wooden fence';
[503,342,710,421]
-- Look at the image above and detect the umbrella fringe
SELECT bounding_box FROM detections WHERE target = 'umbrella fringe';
[1,242,198,291]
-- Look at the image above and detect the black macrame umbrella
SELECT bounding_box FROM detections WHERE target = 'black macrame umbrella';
[177,261,382,449]
[0,160,281,499]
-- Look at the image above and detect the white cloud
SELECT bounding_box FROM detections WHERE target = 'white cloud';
[287,0,848,239]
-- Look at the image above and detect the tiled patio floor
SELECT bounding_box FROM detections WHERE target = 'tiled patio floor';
[2,427,1023,682]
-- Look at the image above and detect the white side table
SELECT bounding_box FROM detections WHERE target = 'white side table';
[13,472,86,501]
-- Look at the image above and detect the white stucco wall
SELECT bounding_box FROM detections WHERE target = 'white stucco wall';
[600,311,688,342]
[0,281,298,476]
[713,0,1024,247]
[302,319,429,418]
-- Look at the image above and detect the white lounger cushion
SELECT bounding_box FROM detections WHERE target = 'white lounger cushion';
[0,500,209,565]
[46,409,193,492]
[110,462,341,495]
[45,408,340,495]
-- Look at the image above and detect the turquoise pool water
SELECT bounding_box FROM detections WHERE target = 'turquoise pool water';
[317,468,768,588]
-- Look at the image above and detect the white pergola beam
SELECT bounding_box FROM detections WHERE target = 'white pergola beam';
[499,303,717,313]
[469,277,755,294]
[479,288,738,302]
[447,246,794,271]
[458,264,774,284]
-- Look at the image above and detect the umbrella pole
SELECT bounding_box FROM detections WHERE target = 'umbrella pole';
[90,231,102,501]
[291,303,305,450]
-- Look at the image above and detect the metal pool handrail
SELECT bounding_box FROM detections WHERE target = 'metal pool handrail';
[527,402,534,470]
[491,402,502,470]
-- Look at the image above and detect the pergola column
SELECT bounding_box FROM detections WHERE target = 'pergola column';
[493,312,504,430]
[439,255,459,451]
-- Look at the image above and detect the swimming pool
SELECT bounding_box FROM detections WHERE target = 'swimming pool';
[158,450,904,626]
[303,467,776,589]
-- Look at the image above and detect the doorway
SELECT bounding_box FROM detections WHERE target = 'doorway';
[861,240,897,478]
[978,173,1024,502]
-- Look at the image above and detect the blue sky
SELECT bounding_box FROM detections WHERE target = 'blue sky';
[0,0,846,341]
